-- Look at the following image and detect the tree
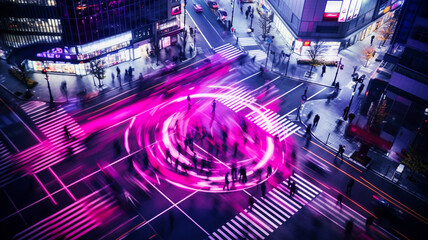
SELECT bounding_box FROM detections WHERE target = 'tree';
[361,46,376,67]
[259,14,273,41]
[367,98,388,134]
[402,146,428,180]
[376,19,396,47]
[90,59,105,88]
[306,41,326,78]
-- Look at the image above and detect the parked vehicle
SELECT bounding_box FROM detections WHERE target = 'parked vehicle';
[206,0,218,9]
[217,8,228,23]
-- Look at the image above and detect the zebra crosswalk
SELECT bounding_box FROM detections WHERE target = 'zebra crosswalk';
[0,101,87,187]
[247,49,267,62]
[0,140,11,160]
[208,173,322,240]
[247,109,301,141]
[217,86,255,112]
[239,37,258,47]
[214,43,246,61]
[14,190,117,240]
[217,85,301,141]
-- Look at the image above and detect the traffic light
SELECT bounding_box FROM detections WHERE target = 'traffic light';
[340,64,344,70]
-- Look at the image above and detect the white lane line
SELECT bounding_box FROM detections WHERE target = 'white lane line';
[263,83,304,107]
[307,87,327,100]
[202,14,225,46]
[187,10,213,49]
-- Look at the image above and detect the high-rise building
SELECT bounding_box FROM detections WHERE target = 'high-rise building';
[259,0,403,57]
[361,0,428,157]
[0,0,184,75]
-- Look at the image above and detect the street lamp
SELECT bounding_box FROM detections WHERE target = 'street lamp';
[343,73,365,120]
[265,36,274,68]
[332,57,343,86]
[42,67,54,103]
[230,0,235,30]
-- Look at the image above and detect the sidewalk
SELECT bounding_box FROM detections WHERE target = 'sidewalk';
[0,35,199,104]
[219,0,428,202]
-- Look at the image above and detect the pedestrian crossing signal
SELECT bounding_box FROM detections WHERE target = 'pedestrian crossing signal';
[340,64,344,70]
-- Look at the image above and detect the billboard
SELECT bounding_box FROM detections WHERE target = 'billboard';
[338,0,351,22]
[171,5,181,16]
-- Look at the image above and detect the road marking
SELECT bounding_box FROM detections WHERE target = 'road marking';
[187,10,213,49]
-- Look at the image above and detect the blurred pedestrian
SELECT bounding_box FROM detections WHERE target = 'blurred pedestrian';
[248,196,255,212]
[261,181,266,198]
[63,125,71,141]
[358,83,365,95]
[165,148,172,164]
[239,166,244,183]
[305,133,311,148]
[304,124,312,137]
[231,163,237,182]
[175,158,179,172]
[223,172,230,190]
[346,179,355,196]
[365,216,375,231]
[266,164,272,178]
[200,158,206,173]
[306,110,313,122]
[342,106,349,118]
[313,114,320,127]
[111,72,115,82]
[169,211,174,231]
[187,94,191,110]
[290,181,297,197]
[321,65,326,77]
[212,99,216,113]
[116,67,120,77]
[370,35,375,46]
[335,144,345,161]
[336,194,343,209]
[335,82,340,91]
[240,5,243,13]
[233,141,238,157]
[345,219,354,237]
[192,153,198,170]
[245,10,249,19]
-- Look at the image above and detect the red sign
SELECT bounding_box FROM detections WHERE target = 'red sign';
[171,5,181,16]
[303,40,311,47]
[323,13,339,21]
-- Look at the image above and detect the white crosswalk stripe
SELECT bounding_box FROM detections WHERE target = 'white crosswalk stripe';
[208,173,322,239]
[238,63,260,75]
[0,141,11,160]
[14,191,117,240]
[0,102,86,188]
[248,49,267,61]
[213,43,245,61]
[247,109,301,141]
[239,37,258,46]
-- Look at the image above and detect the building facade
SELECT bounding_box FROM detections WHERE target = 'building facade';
[0,0,183,75]
[260,0,403,57]
[361,0,428,157]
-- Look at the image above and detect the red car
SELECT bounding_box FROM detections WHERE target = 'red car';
[206,0,218,9]
[193,4,203,12]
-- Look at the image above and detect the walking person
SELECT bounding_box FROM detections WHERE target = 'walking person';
[304,124,312,137]
[111,72,115,83]
[345,219,354,238]
[342,106,349,118]
[261,181,266,198]
[63,125,71,141]
[358,83,365,95]
[290,181,297,198]
[370,35,375,46]
[245,9,249,19]
[231,163,237,182]
[116,67,120,77]
[223,172,230,191]
[266,164,272,178]
[212,99,216,113]
[187,94,191,110]
[336,194,343,209]
[192,153,198,170]
[346,179,355,196]
[335,144,346,161]
[335,82,340,92]
[321,65,326,77]
[165,148,173,164]
[248,196,255,212]
[240,5,243,13]
[313,114,320,127]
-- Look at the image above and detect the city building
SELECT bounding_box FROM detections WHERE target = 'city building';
[0,0,184,75]
[259,0,403,57]
[360,0,428,159]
